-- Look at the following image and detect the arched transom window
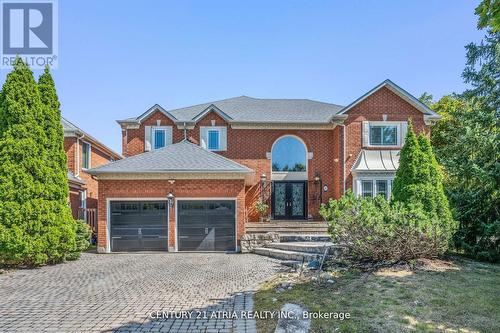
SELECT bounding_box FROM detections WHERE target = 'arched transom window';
[271,136,307,172]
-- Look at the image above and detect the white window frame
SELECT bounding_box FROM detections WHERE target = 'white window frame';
[366,121,402,148]
[207,129,220,151]
[354,175,394,200]
[82,141,91,170]
[152,127,167,150]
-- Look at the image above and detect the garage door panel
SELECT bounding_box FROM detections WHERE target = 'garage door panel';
[110,201,168,252]
[178,200,236,252]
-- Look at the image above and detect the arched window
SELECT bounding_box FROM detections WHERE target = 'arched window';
[271,136,307,172]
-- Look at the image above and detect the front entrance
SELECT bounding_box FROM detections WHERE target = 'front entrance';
[272,181,307,220]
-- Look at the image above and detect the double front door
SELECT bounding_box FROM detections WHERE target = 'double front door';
[272,181,307,220]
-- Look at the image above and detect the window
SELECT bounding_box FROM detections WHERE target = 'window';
[154,129,166,149]
[82,142,90,169]
[376,180,388,199]
[361,180,373,197]
[272,136,307,172]
[370,125,397,146]
[208,130,220,151]
[80,190,87,209]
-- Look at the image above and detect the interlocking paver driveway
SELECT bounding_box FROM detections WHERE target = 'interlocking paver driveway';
[0,252,285,332]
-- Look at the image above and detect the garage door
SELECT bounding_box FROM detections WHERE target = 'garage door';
[110,201,168,251]
[178,200,236,252]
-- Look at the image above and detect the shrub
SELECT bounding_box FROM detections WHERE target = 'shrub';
[66,220,92,261]
[320,192,452,262]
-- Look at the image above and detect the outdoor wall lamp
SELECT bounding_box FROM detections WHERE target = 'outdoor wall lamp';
[167,192,175,208]
[314,175,321,182]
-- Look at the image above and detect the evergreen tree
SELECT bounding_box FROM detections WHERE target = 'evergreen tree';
[0,58,76,266]
[391,121,424,202]
[38,66,69,203]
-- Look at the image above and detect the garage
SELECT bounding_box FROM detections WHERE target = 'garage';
[110,201,168,251]
[177,200,236,252]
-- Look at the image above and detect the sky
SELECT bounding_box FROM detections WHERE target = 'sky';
[0,0,485,153]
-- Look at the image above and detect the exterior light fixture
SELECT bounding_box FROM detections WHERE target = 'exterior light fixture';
[166,192,175,208]
[314,175,321,182]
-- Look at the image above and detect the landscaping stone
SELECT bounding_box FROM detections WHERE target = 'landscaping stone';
[240,232,280,253]
[274,303,311,333]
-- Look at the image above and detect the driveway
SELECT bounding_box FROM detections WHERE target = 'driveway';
[0,253,285,332]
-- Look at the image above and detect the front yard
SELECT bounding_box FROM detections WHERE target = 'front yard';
[254,256,500,332]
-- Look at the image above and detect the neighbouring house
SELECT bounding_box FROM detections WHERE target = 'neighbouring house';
[63,117,122,234]
[87,79,440,253]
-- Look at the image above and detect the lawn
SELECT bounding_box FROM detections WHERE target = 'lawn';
[254,256,500,332]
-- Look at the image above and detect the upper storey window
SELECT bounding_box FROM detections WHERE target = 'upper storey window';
[144,126,173,151]
[208,129,220,151]
[200,127,227,151]
[82,142,91,169]
[154,128,167,149]
[363,121,407,148]
[370,125,398,146]
[272,136,307,172]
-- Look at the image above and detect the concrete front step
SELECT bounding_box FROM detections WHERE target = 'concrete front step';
[279,234,331,242]
[246,222,329,235]
[266,241,334,254]
[254,247,322,262]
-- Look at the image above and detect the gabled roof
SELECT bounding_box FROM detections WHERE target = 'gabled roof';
[336,79,440,117]
[352,150,400,172]
[62,117,123,159]
[118,96,344,125]
[87,140,253,175]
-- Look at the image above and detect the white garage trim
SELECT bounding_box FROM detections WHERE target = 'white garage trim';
[175,197,238,252]
[106,198,168,253]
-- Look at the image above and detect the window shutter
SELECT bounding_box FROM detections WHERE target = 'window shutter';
[400,121,408,146]
[144,126,152,151]
[219,127,227,151]
[200,127,208,149]
[362,121,370,147]
[165,126,173,145]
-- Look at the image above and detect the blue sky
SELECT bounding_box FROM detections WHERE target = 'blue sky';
[0,0,485,153]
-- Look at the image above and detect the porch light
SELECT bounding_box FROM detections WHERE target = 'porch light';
[314,175,321,182]
[167,192,175,208]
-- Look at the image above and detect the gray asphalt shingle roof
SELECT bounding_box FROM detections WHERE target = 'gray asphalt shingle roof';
[67,171,85,184]
[87,140,253,174]
[123,96,344,124]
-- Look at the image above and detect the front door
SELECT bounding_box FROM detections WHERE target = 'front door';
[272,181,307,220]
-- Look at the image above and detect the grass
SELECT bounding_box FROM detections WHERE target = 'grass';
[253,257,500,332]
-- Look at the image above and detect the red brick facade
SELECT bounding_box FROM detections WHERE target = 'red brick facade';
[65,136,120,219]
[97,83,432,252]
[96,179,246,251]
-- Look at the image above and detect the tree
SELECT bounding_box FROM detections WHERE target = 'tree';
[0,59,76,266]
[391,121,424,202]
[38,67,70,203]
[428,4,500,261]
[475,0,500,32]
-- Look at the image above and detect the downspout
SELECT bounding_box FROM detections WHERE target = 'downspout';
[75,133,84,177]
[183,122,187,140]
[339,124,346,195]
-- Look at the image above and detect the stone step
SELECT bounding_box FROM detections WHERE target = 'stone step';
[254,247,322,262]
[266,242,334,254]
[279,234,331,242]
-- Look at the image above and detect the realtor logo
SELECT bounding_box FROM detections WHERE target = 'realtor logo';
[1,0,58,68]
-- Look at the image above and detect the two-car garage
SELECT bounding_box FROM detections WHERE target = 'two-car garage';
[109,200,236,252]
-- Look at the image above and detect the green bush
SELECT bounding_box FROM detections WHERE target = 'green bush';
[66,220,92,261]
[320,192,452,261]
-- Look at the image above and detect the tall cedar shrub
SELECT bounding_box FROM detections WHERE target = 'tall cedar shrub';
[0,59,76,266]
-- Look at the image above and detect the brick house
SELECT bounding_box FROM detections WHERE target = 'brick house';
[88,79,440,253]
[63,117,122,228]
